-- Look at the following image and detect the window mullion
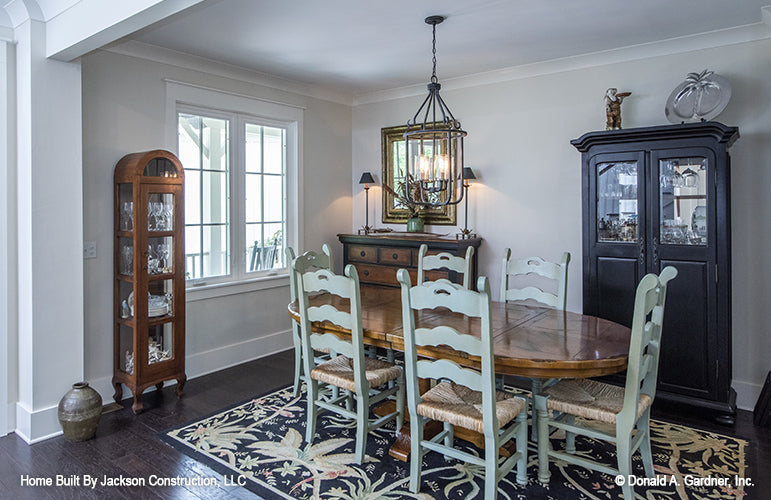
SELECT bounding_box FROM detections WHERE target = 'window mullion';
[232,115,245,280]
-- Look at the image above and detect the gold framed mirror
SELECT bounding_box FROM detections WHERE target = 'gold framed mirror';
[380,124,457,225]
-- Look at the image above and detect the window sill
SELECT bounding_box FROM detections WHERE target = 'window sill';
[186,272,289,302]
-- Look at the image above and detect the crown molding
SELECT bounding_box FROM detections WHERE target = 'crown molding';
[353,22,771,106]
[104,40,354,107]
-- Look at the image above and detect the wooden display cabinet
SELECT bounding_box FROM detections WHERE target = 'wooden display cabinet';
[113,150,186,413]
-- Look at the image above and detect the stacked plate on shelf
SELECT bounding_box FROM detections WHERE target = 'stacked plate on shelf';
[128,292,170,317]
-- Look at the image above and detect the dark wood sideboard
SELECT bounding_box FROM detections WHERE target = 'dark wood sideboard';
[338,233,482,288]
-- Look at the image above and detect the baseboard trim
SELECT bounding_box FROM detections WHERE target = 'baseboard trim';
[15,402,62,444]
[733,379,763,411]
[88,329,293,407]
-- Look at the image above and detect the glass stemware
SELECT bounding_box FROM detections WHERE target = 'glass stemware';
[121,245,133,275]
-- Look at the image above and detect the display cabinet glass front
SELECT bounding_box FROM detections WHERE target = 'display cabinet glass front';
[596,161,638,243]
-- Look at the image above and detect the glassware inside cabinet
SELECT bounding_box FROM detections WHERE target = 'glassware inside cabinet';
[148,236,173,275]
[597,161,638,242]
[118,183,134,231]
[147,193,174,232]
[659,157,707,246]
[119,238,133,276]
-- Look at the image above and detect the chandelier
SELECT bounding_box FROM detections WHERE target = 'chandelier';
[403,15,467,207]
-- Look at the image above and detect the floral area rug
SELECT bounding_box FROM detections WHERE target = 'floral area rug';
[161,384,748,499]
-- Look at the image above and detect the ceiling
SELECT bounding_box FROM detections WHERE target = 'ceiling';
[123,0,769,98]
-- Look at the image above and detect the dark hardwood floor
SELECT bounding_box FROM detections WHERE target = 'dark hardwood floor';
[1,349,768,499]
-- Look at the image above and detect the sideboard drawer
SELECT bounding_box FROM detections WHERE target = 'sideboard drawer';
[354,263,414,286]
[347,245,378,263]
[378,247,412,266]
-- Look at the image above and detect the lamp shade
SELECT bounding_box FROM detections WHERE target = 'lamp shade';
[359,172,375,184]
[461,167,476,180]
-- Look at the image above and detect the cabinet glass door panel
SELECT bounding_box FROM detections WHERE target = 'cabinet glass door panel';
[659,157,707,246]
[597,161,638,242]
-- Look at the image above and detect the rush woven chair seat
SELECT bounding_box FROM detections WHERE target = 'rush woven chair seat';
[312,355,403,393]
[294,261,404,464]
[417,381,527,434]
[536,266,677,500]
[542,378,652,425]
[398,270,528,499]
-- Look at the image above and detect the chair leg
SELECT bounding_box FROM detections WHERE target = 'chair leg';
[565,414,576,454]
[305,379,318,444]
[515,410,528,485]
[443,422,454,458]
[292,325,303,397]
[395,381,405,433]
[535,397,551,483]
[409,416,424,493]
[354,392,369,464]
[638,410,655,477]
[484,434,498,500]
[616,436,635,499]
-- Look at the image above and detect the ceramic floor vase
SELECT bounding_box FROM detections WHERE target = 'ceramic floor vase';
[58,382,102,441]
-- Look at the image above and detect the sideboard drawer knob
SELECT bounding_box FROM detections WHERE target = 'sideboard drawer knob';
[360,251,366,257]
[363,270,369,276]
[392,253,398,260]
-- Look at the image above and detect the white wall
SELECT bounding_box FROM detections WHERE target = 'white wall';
[352,37,771,410]
[81,50,352,402]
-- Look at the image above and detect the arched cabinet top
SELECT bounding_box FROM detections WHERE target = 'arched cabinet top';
[114,149,184,184]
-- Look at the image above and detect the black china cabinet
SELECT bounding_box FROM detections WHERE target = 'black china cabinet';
[572,122,739,423]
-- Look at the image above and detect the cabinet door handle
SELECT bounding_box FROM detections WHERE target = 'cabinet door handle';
[652,236,659,269]
[638,237,645,266]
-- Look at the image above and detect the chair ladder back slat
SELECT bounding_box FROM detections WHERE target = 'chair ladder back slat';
[302,269,353,297]
[409,280,483,318]
[506,256,563,279]
[504,287,560,308]
[416,358,485,393]
[309,332,355,359]
[307,305,353,330]
[414,326,483,357]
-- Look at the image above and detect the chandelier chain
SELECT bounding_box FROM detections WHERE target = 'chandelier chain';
[431,22,438,83]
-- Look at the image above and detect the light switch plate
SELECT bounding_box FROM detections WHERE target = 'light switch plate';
[83,241,97,259]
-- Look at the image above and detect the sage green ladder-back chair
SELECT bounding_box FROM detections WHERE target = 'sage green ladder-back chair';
[417,243,475,289]
[500,249,570,438]
[294,261,404,464]
[397,270,528,499]
[535,266,677,499]
[286,245,333,397]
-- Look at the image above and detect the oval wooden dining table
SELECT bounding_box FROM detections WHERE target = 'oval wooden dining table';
[287,285,631,461]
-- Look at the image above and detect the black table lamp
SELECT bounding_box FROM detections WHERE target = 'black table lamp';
[359,172,376,234]
[459,167,477,239]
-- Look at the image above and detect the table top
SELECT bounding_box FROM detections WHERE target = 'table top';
[287,286,631,379]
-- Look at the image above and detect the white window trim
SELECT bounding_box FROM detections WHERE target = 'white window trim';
[165,80,303,299]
